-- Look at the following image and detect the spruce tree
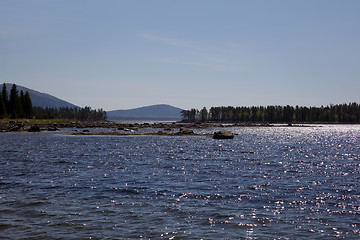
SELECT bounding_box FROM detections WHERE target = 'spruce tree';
[23,91,33,118]
[19,90,25,118]
[2,83,9,114]
[0,93,6,118]
[9,84,21,119]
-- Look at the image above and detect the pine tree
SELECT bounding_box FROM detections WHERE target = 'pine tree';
[199,107,208,122]
[23,91,33,118]
[19,90,25,118]
[2,83,9,114]
[0,93,6,118]
[9,84,22,119]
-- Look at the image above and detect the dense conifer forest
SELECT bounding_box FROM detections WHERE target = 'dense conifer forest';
[33,106,107,121]
[0,83,107,121]
[1,83,33,119]
[181,103,360,124]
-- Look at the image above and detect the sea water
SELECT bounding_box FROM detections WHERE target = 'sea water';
[0,125,359,239]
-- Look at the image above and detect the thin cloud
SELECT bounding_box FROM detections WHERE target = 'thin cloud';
[139,33,227,53]
[155,58,243,72]
[139,33,245,72]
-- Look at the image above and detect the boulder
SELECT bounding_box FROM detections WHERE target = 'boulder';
[178,127,194,135]
[47,126,59,131]
[28,125,41,132]
[213,130,234,139]
[9,126,21,132]
[9,122,24,132]
[47,124,59,131]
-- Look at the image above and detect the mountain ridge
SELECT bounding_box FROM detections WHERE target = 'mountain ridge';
[4,83,78,109]
[107,104,184,121]
[3,83,184,120]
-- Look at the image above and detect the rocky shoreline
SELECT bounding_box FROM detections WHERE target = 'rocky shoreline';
[0,120,210,132]
[0,120,119,132]
[0,119,312,134]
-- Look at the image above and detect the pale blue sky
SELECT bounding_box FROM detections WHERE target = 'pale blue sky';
[1,0,359,110]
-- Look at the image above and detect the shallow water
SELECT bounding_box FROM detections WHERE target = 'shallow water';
[0,125,359,239]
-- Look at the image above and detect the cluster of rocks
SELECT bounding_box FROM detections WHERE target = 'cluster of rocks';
[0,120,208,132]
[0,121,60,132]
[153,128,235,139]
[0,120,236,140]
[0,120,119,132]
[177,128,235,139]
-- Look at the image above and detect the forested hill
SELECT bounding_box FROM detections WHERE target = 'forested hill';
[182,103,360,123]
[4,83,77,108]
[0,83,106,121]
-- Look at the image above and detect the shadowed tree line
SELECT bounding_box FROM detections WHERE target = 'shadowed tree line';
[181,103,360,123]
[0,83,106,121]
[33,106,107,121]
[0,83,33,119]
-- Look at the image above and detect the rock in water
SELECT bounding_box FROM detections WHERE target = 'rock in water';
[47,126,59,131]
[28,125,41,132]
[178,127,194,135]
[213,130,234,139]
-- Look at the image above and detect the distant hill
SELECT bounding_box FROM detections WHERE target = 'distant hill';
[107,104,184,121]
[4,83,78,108]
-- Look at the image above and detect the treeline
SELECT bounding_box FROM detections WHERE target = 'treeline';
[1,83,107,121]
[181,103,360,123]
[33,106,107,121]
[0,83,33,119]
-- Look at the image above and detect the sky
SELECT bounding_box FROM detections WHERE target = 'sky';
[1,0,360,111]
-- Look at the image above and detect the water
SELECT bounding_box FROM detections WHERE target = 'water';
[0,125,359,239]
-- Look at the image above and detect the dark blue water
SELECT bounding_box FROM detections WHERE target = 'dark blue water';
[0,125,359,239]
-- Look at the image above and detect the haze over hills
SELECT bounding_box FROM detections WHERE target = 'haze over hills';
[4,83,78,109]
[107,104,184,121]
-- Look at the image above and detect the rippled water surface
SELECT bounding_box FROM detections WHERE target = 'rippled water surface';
[1,125,359,239]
